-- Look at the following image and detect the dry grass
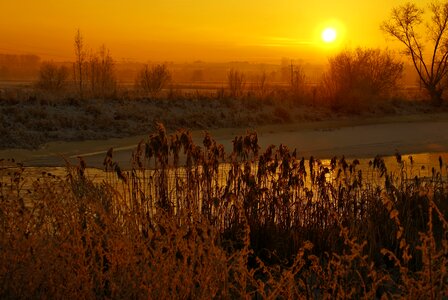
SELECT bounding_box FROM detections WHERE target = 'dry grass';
[1,125,447,298]
[1,84,447,150]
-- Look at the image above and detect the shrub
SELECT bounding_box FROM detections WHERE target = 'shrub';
[136,64,171,98]
[227,68,245,99]
[36,61,69,92]
[290,63,306,96]
[253,71,270,98]
[321,48,403,108]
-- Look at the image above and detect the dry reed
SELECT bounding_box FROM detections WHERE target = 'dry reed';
[0,125,447,299]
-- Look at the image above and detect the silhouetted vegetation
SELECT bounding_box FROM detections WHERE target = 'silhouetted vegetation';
[86,45,117,98]
[73,29,86,99]
[36,61,69,92]
[2,5,448,297]
[0,30,447,150]
[72,30,117,99]
[0,54,40,80]
[1,126,447,298]
[136,64,172,98]
[289,62,307,97]
[252,70,270,99]
[2,85,446,150]
[321,48,403,110]
[227,68,246,99]
[382,1,448,105]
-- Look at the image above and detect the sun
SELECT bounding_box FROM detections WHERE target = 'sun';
[322,28,337,43]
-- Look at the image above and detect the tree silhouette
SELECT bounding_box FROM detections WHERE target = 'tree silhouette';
[87,45,117,98]
[136,64,171,98]
[381,2,448,105]
[321,48,403,107]
[74,29,86,99]
[37,61,69,92]
[227,69,245,99]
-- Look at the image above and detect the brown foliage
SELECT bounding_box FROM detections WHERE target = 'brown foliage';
[36,61,69,92]
[321,48,403,108]
[136,64,172,98]
[227,68,245,99]
[1,127,448,298]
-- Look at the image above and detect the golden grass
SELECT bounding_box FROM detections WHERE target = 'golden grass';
[1,125,447,298]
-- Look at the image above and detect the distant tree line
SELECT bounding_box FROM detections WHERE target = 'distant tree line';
[34,1,448,106]
[37,29,173,99]
[0,54,40,80]
[34,30,405,106]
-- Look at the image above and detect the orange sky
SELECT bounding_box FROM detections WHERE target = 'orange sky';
[0,0,431,63]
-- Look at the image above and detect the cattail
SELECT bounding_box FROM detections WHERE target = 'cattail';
[77,156,86,178]
[203,131,212,149]
[395,151,402,164]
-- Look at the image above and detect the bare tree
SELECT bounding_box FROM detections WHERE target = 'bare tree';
[36,61,69,92]
[290,62,306,95]
[88,50,99,95]
[87,45,117,98]
[73,29,86,99]
[227,69,245,99]
[381,1,448,105]
[136,64,171,98]
[97,45,116,97]
[254,71,270,98]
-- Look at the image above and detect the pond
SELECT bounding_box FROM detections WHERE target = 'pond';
[8,151,447,205]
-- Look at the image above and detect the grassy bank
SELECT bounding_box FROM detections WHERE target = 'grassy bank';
[2,85,448,150]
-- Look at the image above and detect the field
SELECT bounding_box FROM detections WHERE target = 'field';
[1,124,448,298]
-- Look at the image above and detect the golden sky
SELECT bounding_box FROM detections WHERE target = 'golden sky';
[0,0,431,63]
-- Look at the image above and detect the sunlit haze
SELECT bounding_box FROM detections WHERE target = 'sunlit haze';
[0,0,431,63]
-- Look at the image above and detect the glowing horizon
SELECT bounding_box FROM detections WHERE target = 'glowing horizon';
[0,0,432,63]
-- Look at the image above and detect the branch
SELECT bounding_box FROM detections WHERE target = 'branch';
[381,3,429,86]
[429,2,448,82]
[403,27,429,86]
[434,50,448,84]
[409,27,431,80]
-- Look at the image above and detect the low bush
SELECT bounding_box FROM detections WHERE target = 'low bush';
[321,48,404,109]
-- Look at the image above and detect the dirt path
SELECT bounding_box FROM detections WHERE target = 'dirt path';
[1,113,448,168]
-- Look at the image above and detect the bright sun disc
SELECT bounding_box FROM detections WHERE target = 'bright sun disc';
[322,28,337,43]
